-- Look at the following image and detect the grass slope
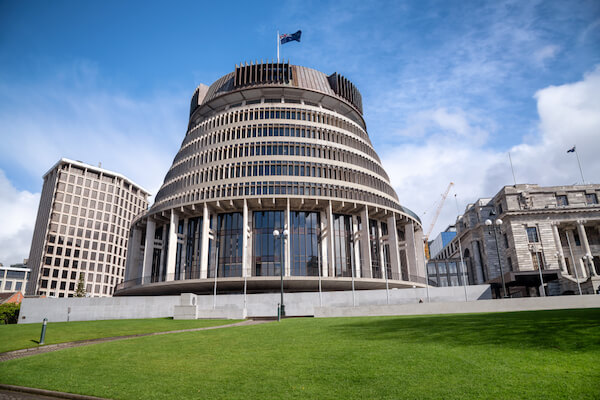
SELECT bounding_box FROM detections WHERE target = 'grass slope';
[0,318,238,353]
[1,309,599,399]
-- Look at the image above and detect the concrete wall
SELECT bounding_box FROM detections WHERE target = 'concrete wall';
[314,294,600,318]
[19,285,491,323]
[19,296,180,324]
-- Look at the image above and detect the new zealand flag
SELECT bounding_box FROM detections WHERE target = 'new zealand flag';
[280,30,302,44]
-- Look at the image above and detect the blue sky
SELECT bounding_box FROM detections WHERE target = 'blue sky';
[1,0,599,265]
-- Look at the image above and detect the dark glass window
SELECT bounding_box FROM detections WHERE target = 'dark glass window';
[333,214,354,277]
[290,211,321,276]
[556,195,568,206]
[369,219,382,279]
[185,217,202,279]
[253,211,284,276]
[212,213,243,277]
[526,227,539,243]
[586,193,598,205]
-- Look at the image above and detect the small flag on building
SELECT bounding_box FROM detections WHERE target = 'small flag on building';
[280,30,302,44]
[567,146,576,153]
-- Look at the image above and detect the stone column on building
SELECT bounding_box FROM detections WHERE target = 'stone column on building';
[405,221,417,280]
[200,203,210,279]
[126,226,142,282]
[181,218,188,280]
[551,222,567,274]
[387,214,401,280]
[319,209,329,278]
[360,207,372,278]
[577,220,597,277]
[165,211,179,281]
[352,215,361,278]
[377,221,386,279]
[142,218,155,282]
[242,199,249,278]
[285,199,291,277]
[566,229,586,279]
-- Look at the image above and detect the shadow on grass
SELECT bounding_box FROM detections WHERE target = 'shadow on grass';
[331,309,600,351]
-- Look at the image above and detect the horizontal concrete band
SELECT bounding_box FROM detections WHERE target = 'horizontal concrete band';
[314,294,600,317]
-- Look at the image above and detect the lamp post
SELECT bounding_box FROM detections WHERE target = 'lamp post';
[485,217,508,298]
[273,228,288,321]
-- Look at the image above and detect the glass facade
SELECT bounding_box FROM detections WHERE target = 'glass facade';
[253,211,284,276]
[332,214,354,277]
[290,211,321,276]
[369,219,382,279]
[213,213,243,277]
[185,217,202,279]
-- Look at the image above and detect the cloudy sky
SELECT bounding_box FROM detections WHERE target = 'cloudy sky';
[1,0,599,265]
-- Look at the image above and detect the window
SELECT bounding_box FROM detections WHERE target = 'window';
[531,251,544,270]
[586,193,598,205]
[556,195,568,206]
[503,233,509,248]
[526,227,539,243]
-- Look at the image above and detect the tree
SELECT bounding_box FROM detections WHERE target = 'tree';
[75,272,86,297]
[0,303,20,324]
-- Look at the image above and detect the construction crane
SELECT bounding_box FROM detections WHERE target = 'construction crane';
[424,182,454,259]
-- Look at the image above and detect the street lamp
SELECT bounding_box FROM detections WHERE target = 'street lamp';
[273,228,288,321]
[485,217,508,298]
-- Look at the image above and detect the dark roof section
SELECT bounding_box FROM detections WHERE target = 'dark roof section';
[190,62,363,117]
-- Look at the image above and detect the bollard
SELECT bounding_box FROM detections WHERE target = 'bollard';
[277,303,281,322]
[39,318,48,345]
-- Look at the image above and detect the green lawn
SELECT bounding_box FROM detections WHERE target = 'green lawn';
[0,318,238,353]
[1,309,599,399]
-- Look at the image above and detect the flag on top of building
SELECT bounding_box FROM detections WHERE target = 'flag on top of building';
[567,146,576,153]
[280,30,302,44]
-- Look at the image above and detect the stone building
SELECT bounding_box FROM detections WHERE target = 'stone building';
[117,62,427,296]
[26,159,149,297]
[434,184,600,296]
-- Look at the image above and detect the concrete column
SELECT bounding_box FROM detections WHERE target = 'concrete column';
[327,201,335,278]
[126,226,142,281]
[181,218,188,280]
[566,229,586,278]
[551,223,567,273]
[200,203,210,279]
[285,199,291,277]
[387,215,401,281]
[352,215,361,278]
[378,221,386,279]
[405,221,417,280]
[577,220,597,276]
[320,210,329,278]
[360,207,372,278]
[242,199,249,278]
[165,211,179,281]
[142,218,155,282]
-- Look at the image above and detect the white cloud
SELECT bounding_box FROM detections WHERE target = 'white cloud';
[0,170,40,266]
[382,65,600,239]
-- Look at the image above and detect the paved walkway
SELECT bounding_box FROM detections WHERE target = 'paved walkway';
[0,319,267,363]
[0,319,269,399]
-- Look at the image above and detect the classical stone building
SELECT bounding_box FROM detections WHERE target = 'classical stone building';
[117,62,427,296]
[26,159,149,297]
[434,184,600,296]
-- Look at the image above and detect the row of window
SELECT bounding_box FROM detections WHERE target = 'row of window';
[54,192,141,224]
[153,179,403,215]
[158,160,396,204]
[176,123,379,177]
[189,105,369,144]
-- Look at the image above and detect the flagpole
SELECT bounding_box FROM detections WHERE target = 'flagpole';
[574,148,586,184]
[508,152,517,186]
[277,30,280,63]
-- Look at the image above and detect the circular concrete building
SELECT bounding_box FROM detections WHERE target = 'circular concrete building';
[117,62,426,296]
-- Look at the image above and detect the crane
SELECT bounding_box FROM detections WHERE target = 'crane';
[424,182,454,259]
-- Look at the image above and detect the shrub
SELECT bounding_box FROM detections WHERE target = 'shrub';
[0,303,21,324]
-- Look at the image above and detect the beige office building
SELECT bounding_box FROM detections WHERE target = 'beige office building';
[26,159,149,297]
[117,62,427,296]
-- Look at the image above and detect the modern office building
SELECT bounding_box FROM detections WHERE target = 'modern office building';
[116,61,427,296]
[0,263,30,294]
[428,226,456,259]
[433,184,600,296]
[26,159,149,297]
